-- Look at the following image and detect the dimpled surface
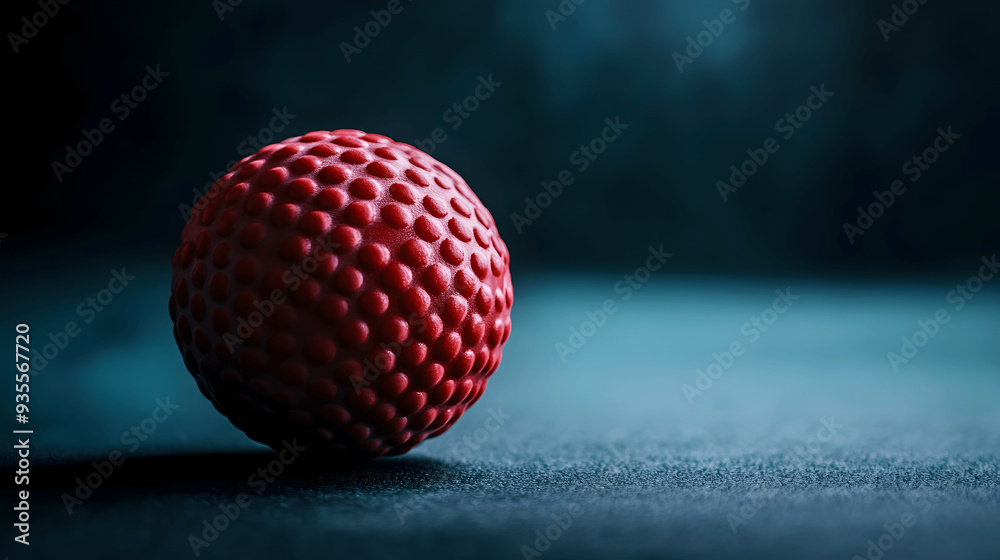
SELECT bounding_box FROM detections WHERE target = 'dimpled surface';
[168,129,513,461]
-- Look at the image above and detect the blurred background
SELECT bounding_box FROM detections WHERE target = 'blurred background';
[3,1,998,559]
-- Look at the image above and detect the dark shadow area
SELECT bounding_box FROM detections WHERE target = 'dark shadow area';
[2,451,455,493]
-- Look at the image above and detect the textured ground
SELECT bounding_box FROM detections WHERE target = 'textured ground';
[2,263,998,559]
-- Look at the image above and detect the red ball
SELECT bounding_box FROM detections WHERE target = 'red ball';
[168,129,513,461]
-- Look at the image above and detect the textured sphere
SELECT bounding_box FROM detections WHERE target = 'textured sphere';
[168,129,513,461]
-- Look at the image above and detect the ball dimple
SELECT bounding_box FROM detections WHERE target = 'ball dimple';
[400,238,432,268]
[358,243,391,270]
[335,266,364,294]
[318,165,350,184]
[401,342,428,367]
[416,363,445,387]
[301,131,330,142]
[329,225,361,252]
[476,287,495,315]
[320,404,351,426]
[422,263,450,294]
[400,286,431,314]
[398,391,426,414]
[191,263,207,288]
[225,182,249,204]
[414,215,444,242]
[292,278,321,305]
[195,231,211,258]
[366,161,395,179]
[340,149,369,165]
[333,136,364,148]
[339,319,370,348]
[359,289,389,317]
[349,177,381,199]
[304,337,337,365]
[435,331,462,362]
[315,188,348,211]
[454,269,479,297]
[319,294,349,321]
[463,313,485,345]
[212,242,233,268]
[345,201,376,227]
[471,253,490,279]
[452,350,475,378]
[273,145,298,159]
[405,168,430,186]
[240,223,267,248]
[409,409,437,431]
[209,273,231,302]
[291,156,321,174]
[217,211,239,236]
[441,296,468,326]
[174,278,190,307]
[308,143,338,157]
[429,380,456,405]
[381,204,411,229]
[237,159,264,179]
[379,315,409,343]
[448,217,473,242]
[374,146,398,160]
[200,197,222,225]
[270,203,301,227]
[260,167,288,188]
[440,239,464,266]
[450,197,472,217]
[287,177,317,199]
[389,182,418,204]
[177,242,194,269]
[244,192,274,215]
[381,262,412,292]
[300,211,332,235]
[280,236,311,262]
[190,293,206,320]
[423,196,449,218]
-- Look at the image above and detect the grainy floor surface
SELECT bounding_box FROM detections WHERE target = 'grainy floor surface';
[3,265,998,560]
